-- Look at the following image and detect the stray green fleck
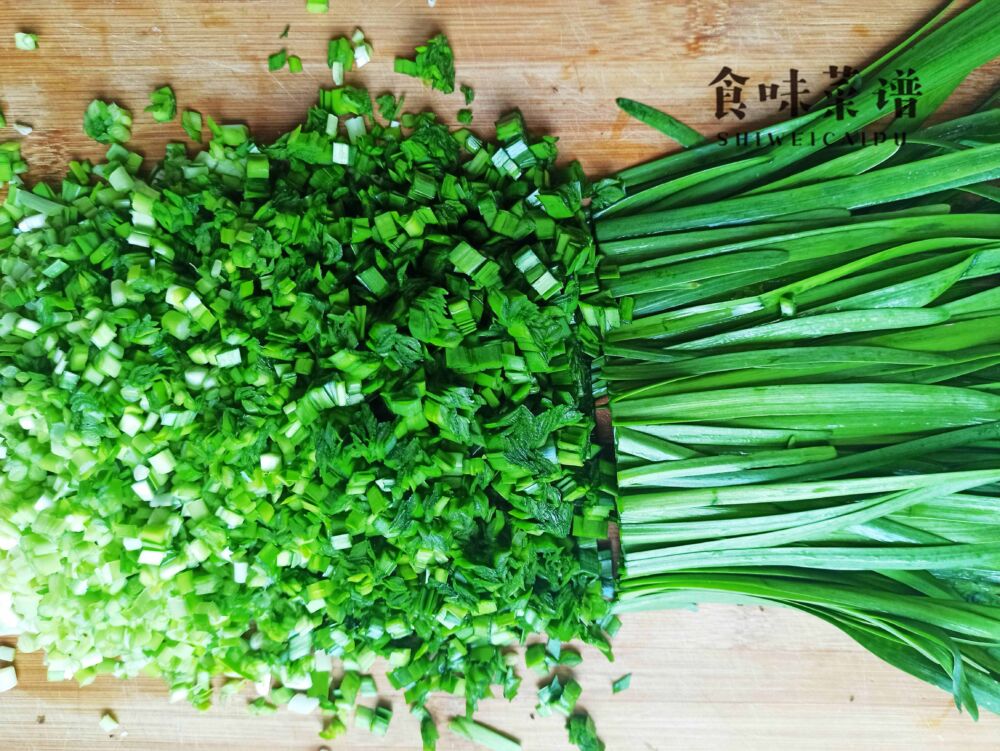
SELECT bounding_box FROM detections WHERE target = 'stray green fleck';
[457,108,472,125]
[461,83,475,105]
[612,673,631,693]
[306,0,329,12]
[288,55,303,74]
[280,24,290,38]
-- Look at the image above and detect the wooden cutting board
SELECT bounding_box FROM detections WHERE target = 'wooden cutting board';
[1,1,998,749]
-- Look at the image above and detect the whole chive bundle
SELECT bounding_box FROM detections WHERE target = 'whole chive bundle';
[600,0,1000,718]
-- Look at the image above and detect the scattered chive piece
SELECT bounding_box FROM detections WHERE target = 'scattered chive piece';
[611,673,631,693]
[448,717,521,751]
[394,33,455,93]
[355,705,392,736]
[567,713,605,751]
[461,83,475,105]
[319,717,346,740]
[327,36,353,85]
[98,712,119,733]
[268,48,287,72]
[352,28,373,69]
[457,108,472,125]
[180,109,202,142]
[14,32,38,51]
[0,141,29,186]
[280,24,290,38]
[0,107,6,129]
[306,0,329,12]
[288,55,303,74]
[536,676,582,717]
[12,122,32,136]
[145,85,177,123]
[82,99,132,144]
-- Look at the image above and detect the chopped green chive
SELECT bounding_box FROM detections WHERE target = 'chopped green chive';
[14,32,38,51]
[82,99,132,144]
[448,717,521,751]
[98,712,119,733]
[180,109,202,142]
[268,48,287,72]
[394,33,455,93]
[145,85,177,123]
[567,713,605,751]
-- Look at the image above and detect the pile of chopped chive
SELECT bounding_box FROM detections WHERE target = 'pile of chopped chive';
[0,35,617,749]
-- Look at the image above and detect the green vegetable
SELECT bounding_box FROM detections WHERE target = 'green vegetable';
[280,24,290,38]
[616,98,705,148]
[448,717,521,751]
[0,141,29,186]
[14,32,38,51]
[288,55,303,74]
[536,676,582,717]
[181,109,202,142]
[327,36,354,85]
[355,705,392,736]
[268,49,287,72]
[145,85,177,123]
[0,72,614,744]
[395,34,456,93]
[376,93,404,121]
[352,28,373,69]
[457,108,472,125]
[0,106,6,129]
[567,713,604,751]
[461,84,475,105]
[98,712,119,732]
[612,673,631,693]
[306,0,329,12]
[82,99,132,144]
[600,0,1000,719]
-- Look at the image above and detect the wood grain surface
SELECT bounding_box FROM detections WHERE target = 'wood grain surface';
[1,1,999,749]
